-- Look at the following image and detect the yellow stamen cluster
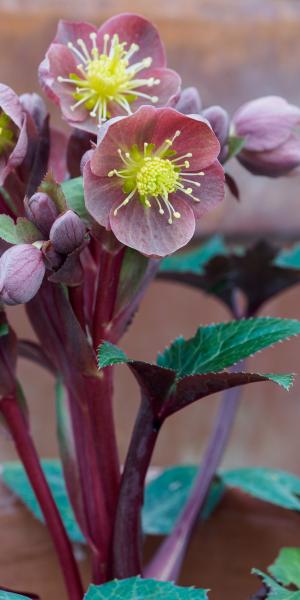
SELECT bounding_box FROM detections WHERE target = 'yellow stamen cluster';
[136,157,179,199]
[57,32,160,125]
[108,130,205,224]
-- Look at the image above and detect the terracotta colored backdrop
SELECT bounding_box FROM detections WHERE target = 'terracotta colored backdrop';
[1,1,300,599]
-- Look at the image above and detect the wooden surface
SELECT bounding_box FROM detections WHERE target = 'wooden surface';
[1,1,300,598]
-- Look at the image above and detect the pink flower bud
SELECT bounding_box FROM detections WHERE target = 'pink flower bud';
[232,96,300,177]
[202,105,229,148]
[175,87,202,115]
[0,244,45,305]
[24,192,58,237]
[49,210,85,254]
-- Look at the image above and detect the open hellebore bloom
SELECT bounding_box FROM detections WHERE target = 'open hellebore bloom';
[232,96,300,177]
[83,105,224,257]
[39,14,181,133]
[0,84,28,184]
[0,244,45,305]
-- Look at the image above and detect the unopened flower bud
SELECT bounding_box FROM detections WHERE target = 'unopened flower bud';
[0,244,45,305]
[25,192,58,237]
[175,87,202,115]
[232,96,300,177]
[49,210,85,254]
[202,105,229,149]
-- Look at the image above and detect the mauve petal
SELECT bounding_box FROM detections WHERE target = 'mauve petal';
[38,56,59,104]
[0,86,28,185]
[20,93,47,131]
[91,106,158,176]
[0,84,23,129]
[151,108,220,170]
[96,13,166,68]
[3,117,28,180]
[232,96,300,152]
[175,87,202,115]
[54,20,96,47]
[130,67,181,111]
[238,134,300,177]
[109,195,195,257]
[83,161,123,228]
[184,160,225,220]
[48,44,88,123]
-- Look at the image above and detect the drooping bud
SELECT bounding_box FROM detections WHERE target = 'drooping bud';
[24,192,58,237]
[231,96,300,177]
[0,244,45,305]
[202,105,229,149]
[175,87,202,115]
[49,210,85,254]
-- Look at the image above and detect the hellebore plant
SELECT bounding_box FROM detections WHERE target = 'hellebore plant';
[1,11,300,600]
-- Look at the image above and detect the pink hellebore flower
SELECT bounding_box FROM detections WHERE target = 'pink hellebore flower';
[0,244,45,305]
[39,13,181,133]
[83,105,224,257]
[232,96,300,177]
[0,84,28,185]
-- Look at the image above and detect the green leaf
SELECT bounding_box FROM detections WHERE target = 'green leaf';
[61,177,90,221]
[0,214,18,244]
[160,236,227,275]
[15,218,41,243]
[261,373,294,391]
[269,548,300,588]
[98,341,129,369]
[0,323,9,336]
[157,318,300,377]
[275,244,300,270]
[38,172,67,213]
[84,577,208,600]
[223,467,300,510]
[1,460,85,544]
[0,186,18,216]
[143,465,224,535]
[226,135,245,161]
[253,569,300,600]
[115,248,150,315]
[0,593,33,600]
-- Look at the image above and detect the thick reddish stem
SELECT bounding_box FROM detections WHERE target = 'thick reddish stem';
[111,397,159,578]
[0,396,83,600]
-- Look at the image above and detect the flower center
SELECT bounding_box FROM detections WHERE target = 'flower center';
[0,111,16,155]
[57,33,160,124]
[136,157,179,198]
[108,130,205,224]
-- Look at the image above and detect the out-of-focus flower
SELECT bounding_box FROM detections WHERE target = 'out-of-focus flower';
[0,84,28,185]
[202,105,229,162]
[0,244,45,305]
[232,96,300,177]
[175,87,202,115]
[24,192,59,237]
[83,105,224,257]
[50,209,86,254]
[176,90,229,163]
[39,14,181,133]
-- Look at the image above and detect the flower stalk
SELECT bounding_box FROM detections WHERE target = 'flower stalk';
[0,395,83,600]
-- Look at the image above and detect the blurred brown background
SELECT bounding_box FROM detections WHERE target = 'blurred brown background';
[1,1,300,598]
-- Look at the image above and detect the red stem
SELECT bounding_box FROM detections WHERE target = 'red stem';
[92,245,125,347]
[0,395,83,600]
[111,396,159,578]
